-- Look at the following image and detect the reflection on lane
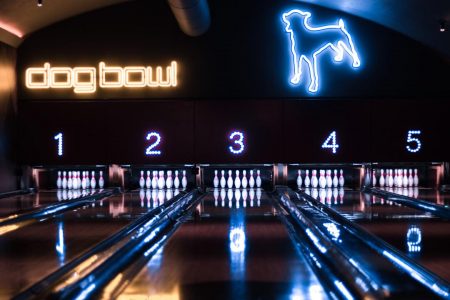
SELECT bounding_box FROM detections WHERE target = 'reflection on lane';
[119,189,328,300]
[0,191,177,298]
[379,187,450,207]
[312,189,450,282]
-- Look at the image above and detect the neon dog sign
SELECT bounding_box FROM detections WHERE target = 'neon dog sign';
[25,61,178,94]
[282,10,361,93]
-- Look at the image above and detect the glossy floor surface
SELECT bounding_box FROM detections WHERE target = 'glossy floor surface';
[0,190,177,298]
[319,189,450,282]
[119,189,328,300]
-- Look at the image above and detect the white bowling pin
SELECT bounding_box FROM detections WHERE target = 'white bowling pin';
[402,169,408,187]
[62,171,67,189]
[338,169,345,188]
[151,171,158,189]
[311,170,318,188]
[332,169,338,188]
[326,170,332,188]
[249,170,255,188]
[372,170,377,187]
[56,171,62,189]
[242,170,248,189]
[98,171,104,188]
[220,170,226,188]
[85,171,91,189]
[158,171,165,189]
[379,169,385,187]
[408,169,413,187]
[388,169,394,188]
[296,170,302,189]
[67,171,73,189]
[213,170,219,188]
[181,170,188,189]
[214,188,219,206]
[413,169,419,187]
[81,171,87,189]
[234,170,241,189]
[91,171,97,189]
[166,170,173,189]
[174,170,180,189]
[146,171,152,189]
[398,169,403,188]
[304,170,310,188]
[394,169,398,187]
[319,170,326,189]
[139,170,145,189]
[256,170,262,188]
[227,170,234,189]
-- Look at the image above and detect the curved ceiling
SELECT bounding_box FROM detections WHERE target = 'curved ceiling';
[0,0,449,57]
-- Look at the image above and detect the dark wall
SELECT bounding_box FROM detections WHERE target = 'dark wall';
[16,0,450,100]
[0,41,18,192]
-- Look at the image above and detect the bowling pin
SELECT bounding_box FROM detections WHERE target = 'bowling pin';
[296,170,302,189]
[338,169,345,188]
[319,170,326,189]
[56,171,62,189]
[146,171,151,189]
[256,188,261,206]
[62,171,67,189]
[227,170,234,189]
[249,170,255,188]
[394,169,398,187]
[81,172,87,190]
[332,169,338,188]
[98,171,104,188]
[85,171,91,189]
[408,169,413,187]
[304,170,310,188]
[326,170,332,188]
[181,170,188,189]
[388,169,394,188]
[213,170,219,188]
[139,170,145,189]
[402,169,408,187]
[234,170,241,189]
[151,171,158,189]
[242,170,248,189]
[91,171,97,189]
[256,170,262,188]
[398,169,403,188]
[379,169,385,187]
[220,170,226,188]
[67,171,73,189]
[174,170,180,189]
[158,171,165,189]
[214,188,219,206]
[249,188,255,207]
[413,169,419,187]
[166,170,173,189]
[372,170,377,187]
[311,170,318,188]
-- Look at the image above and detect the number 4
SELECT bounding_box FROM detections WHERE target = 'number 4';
[322,131,339,154]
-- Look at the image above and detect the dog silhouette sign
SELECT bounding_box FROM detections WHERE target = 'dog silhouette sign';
[282,9,361,93]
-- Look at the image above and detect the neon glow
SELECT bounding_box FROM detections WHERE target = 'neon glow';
[54,132,63,156]
[229,228,246,253]
[406,130,422,153]
[407,225,422,253]
[322,131,339,154]
[228,131,245,155]
[26,61,178,94]
[323,222,340,240]
[282,9,361,93]
[145,132,162,156]
[0,21,23,38]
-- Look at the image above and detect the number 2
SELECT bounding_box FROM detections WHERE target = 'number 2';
[229,131,245,155]
[145,131,162,156]
[322,131,339,154]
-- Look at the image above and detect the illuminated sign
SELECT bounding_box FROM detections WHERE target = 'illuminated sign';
[282,9,361,93]
[25,61,178,94]
[228,131,245,155]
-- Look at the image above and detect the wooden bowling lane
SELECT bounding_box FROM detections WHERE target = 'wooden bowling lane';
[118,190,328,300]
[324,190,450,283]
[0,192,160,298]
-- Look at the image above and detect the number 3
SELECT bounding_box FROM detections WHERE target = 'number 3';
[229,131,245,155]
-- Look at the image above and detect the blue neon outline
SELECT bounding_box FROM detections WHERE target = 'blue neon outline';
[229,131,245,155]
[282,9,361,93]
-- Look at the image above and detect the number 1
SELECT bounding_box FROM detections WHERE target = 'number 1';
[54,132,63,156]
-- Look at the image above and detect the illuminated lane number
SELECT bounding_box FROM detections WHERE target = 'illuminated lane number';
[54,132,63,156]
[229,131,245,155]
[322,131,339,154]
[145,131,162,156]
[406,130,422,153]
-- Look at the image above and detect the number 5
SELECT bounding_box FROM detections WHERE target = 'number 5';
[406,130,421,153]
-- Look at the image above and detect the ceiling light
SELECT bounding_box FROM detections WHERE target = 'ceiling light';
[440,20,446,32]
[37,0,43,7]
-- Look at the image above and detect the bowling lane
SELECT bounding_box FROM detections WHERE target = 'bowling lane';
[119,188,328,300]
[380,187,450,207]
[319,189,450,282]
[0,190,177,298]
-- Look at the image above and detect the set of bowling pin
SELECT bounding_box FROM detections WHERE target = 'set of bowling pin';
[213,169,262,189]
[213,187,262,208]
[139,170,188,190]
[139,188,179,208]
[56,170,104,190]
[372,168,419,188]
[297,169,345,189]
